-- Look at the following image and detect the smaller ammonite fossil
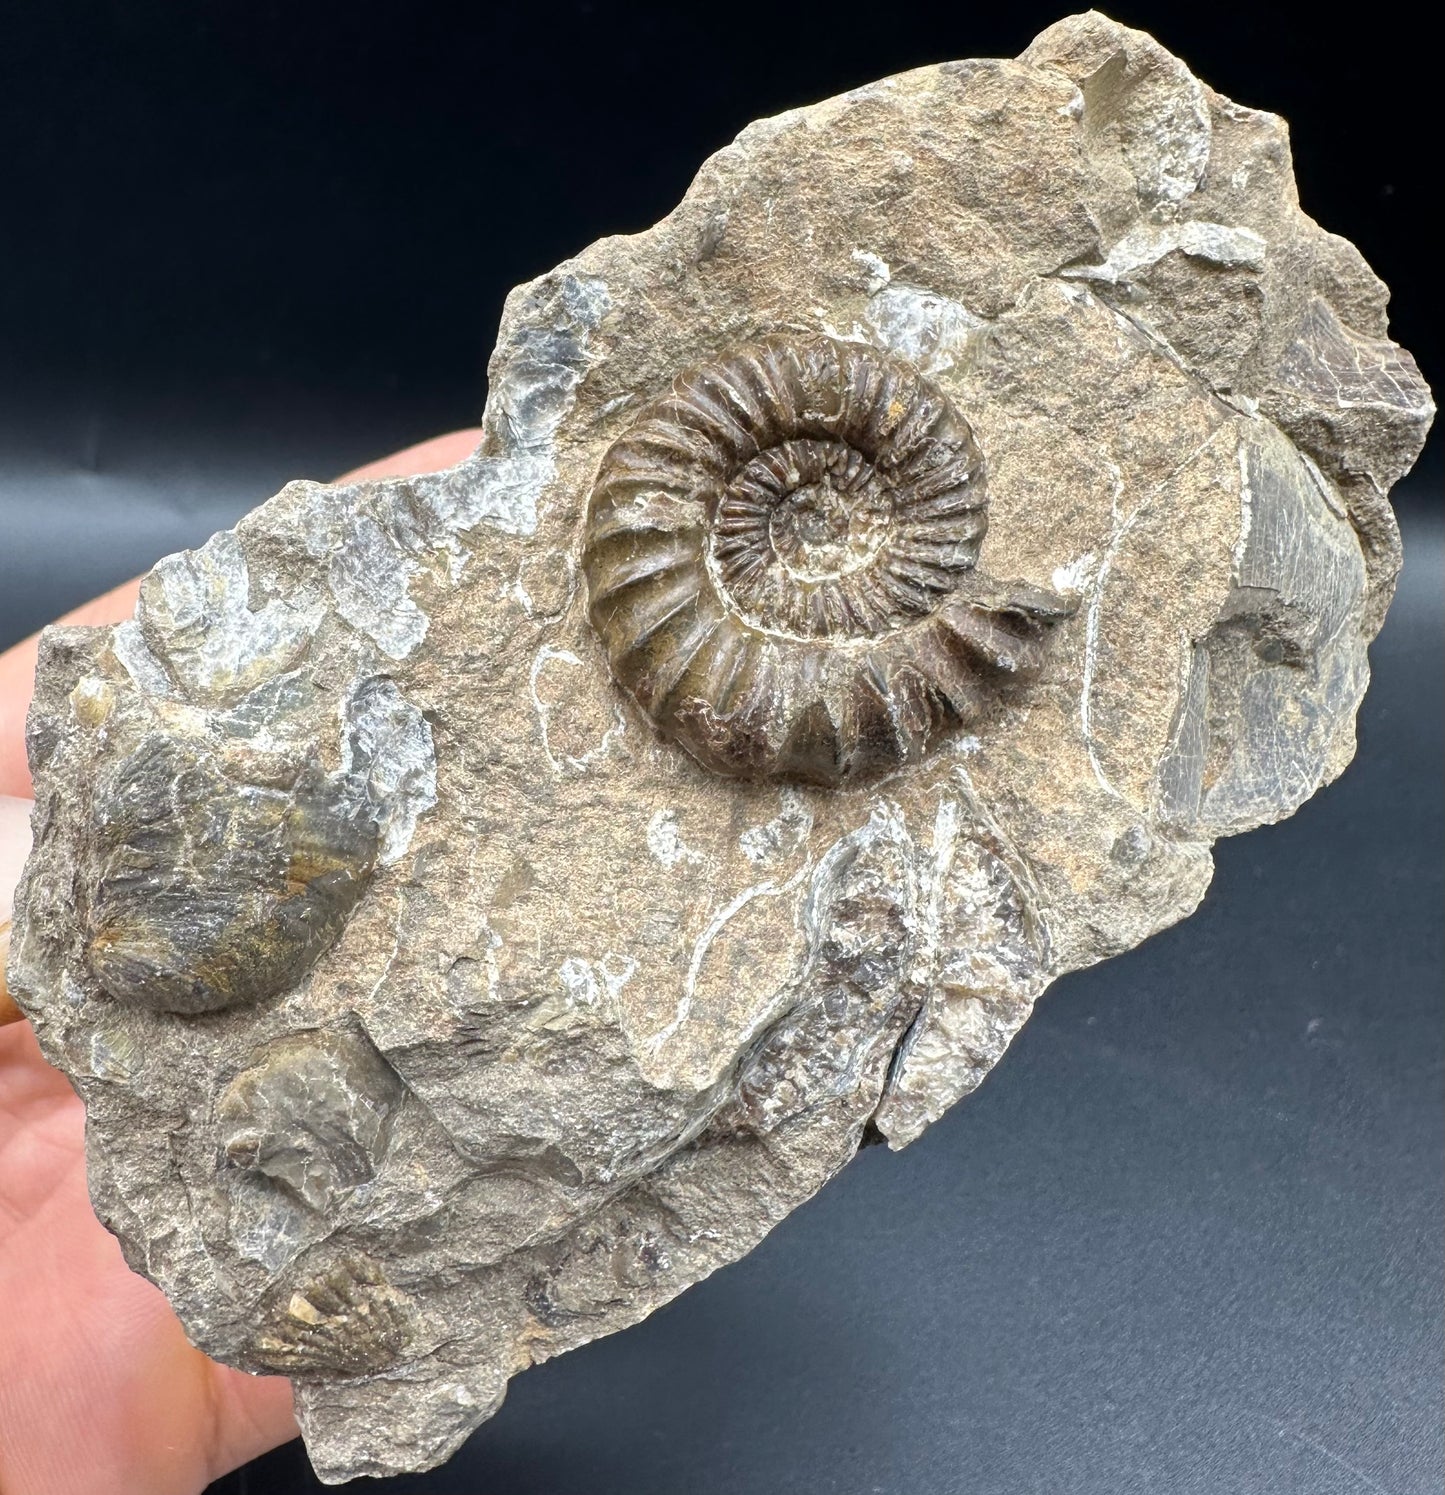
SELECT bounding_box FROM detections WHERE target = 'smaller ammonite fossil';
[582,333,1076,786]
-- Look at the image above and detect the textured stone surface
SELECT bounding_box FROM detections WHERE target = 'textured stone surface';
[8,12,1432,1481]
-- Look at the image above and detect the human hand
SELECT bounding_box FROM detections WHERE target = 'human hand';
[0,429,480,1495]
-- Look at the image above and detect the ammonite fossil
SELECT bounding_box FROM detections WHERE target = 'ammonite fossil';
[582,334,1076,786]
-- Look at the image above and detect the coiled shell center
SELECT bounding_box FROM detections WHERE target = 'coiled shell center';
[582,333,1074,786]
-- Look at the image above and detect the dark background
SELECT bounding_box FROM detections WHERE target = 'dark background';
[1,3,1439,1492]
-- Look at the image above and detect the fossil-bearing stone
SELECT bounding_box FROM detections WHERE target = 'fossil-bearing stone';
[8,11,1432,1482]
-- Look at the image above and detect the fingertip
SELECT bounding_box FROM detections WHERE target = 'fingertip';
[0,580,144,800]
[337,427,482,484]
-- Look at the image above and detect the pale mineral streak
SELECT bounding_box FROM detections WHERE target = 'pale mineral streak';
[7,12,1432,1481]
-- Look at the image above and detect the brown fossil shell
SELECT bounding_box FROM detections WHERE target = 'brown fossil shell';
[83,734,380,1015]
[218,1027,406,1213]
[251,1255,414,1376]
[582,334,1075,786]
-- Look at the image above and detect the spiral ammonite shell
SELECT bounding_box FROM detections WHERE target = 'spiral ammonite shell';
[582,333,1075,786]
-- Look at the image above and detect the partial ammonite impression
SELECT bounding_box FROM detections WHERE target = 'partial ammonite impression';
[582,333,1076,785]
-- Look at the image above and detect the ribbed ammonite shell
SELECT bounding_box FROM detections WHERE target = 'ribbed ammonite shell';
[582,333,1076,787]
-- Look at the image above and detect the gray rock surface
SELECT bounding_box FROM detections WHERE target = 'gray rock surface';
[8,12,1432,1481]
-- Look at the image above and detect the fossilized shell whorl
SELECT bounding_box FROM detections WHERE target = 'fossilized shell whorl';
[582,334,1076,786]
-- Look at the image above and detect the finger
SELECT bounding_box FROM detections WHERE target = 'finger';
[0,795,31,1024]
[0,1013,299,1495]
[0,794,30,923]
[0,580,146,803]
[329,427,482,484]
[0,428,482,800]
